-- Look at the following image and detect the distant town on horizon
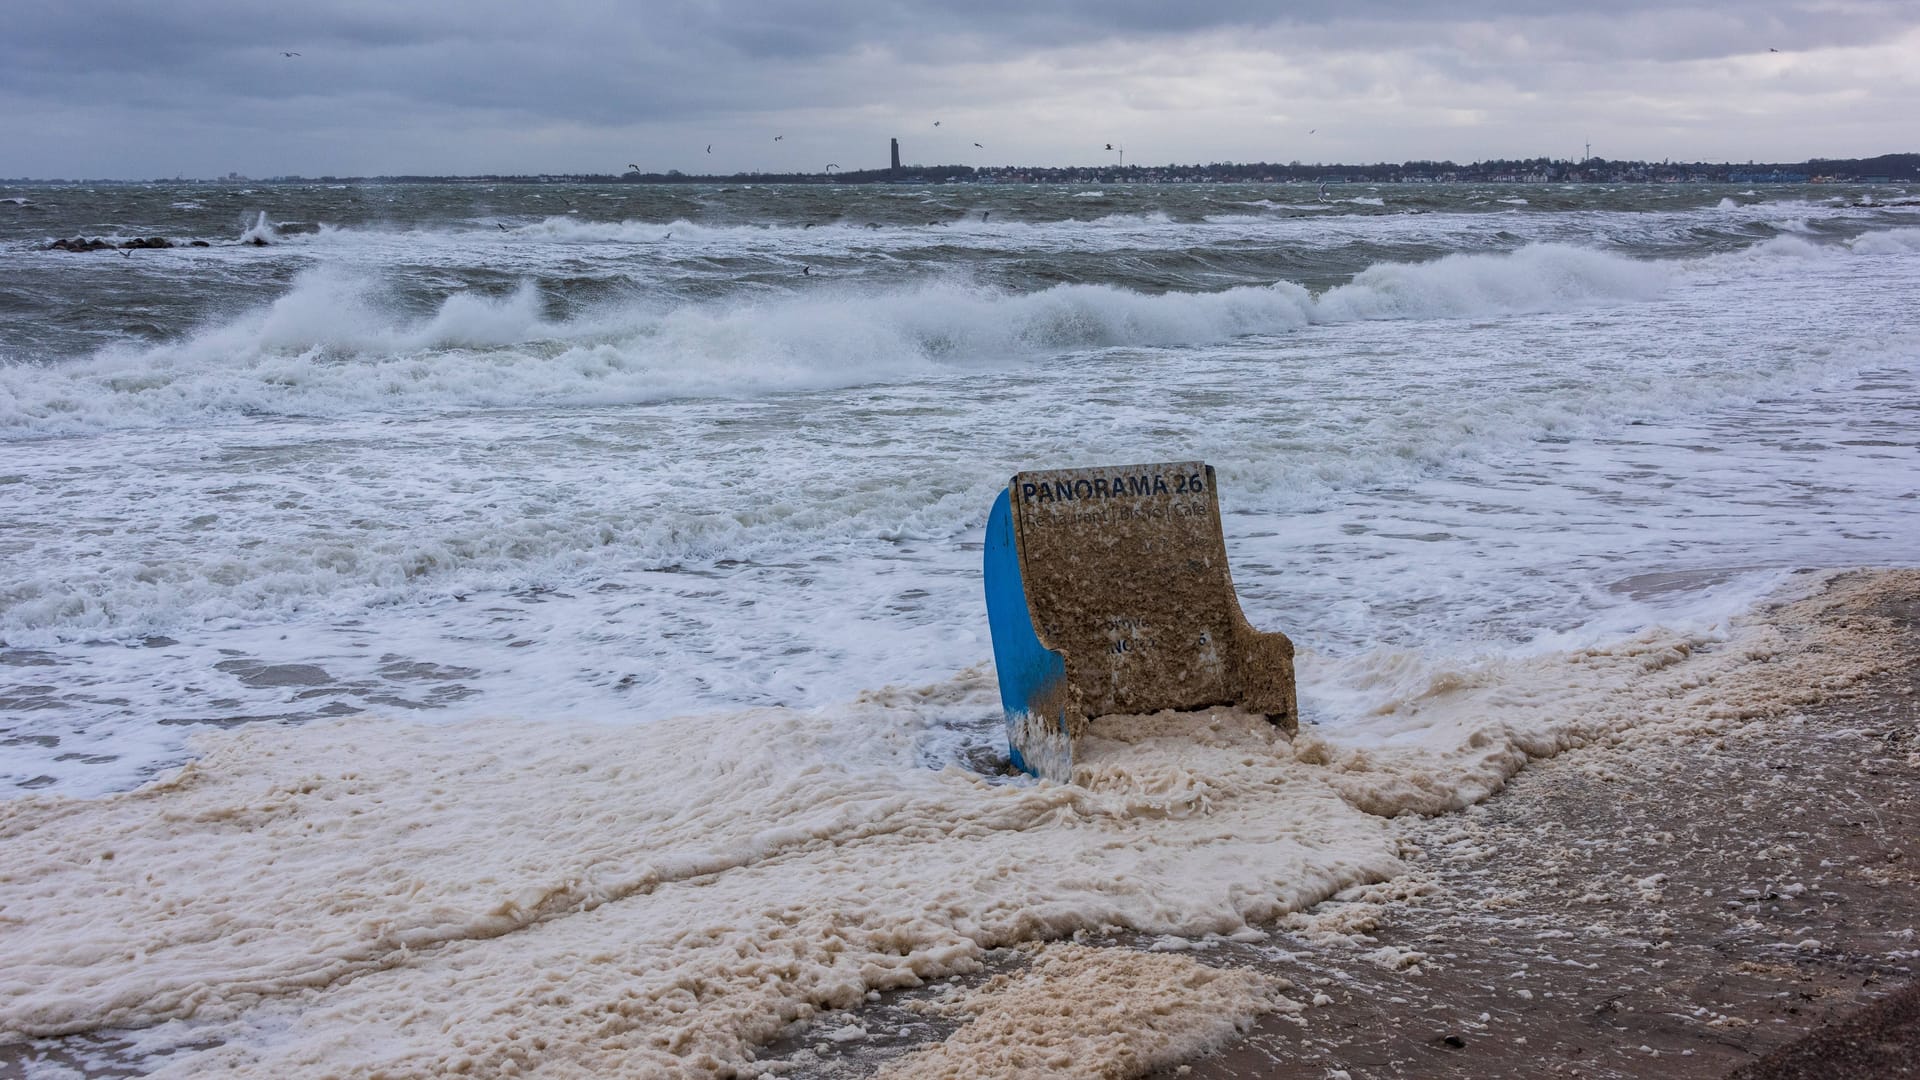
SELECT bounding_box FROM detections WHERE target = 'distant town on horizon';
[8,151,1916,187]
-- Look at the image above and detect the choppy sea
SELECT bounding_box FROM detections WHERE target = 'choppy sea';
[2,180,1918,795]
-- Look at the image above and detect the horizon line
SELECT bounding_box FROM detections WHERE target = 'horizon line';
[6,150,1916,186]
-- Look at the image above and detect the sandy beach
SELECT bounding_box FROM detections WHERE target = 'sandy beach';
[1170,573,1920,1079]
[714,568,1918,1080]
[7,568,1912,1068]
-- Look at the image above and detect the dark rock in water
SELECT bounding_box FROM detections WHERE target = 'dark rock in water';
[190,240,211,247]
[47,236,178,252]
[46,236,117,252]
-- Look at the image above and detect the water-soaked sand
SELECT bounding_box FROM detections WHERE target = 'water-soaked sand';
[1163,588,1920,1080]
[768,575,1920,1080]
[3,575,1916,1079]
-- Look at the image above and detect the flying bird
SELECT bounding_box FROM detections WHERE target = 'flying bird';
[627,163,640,171]
[933,120,941,127]
[496,222,508,231]
[825,163,838,171]
[973,142,983,148]
[773,135,783,141]
[282,51,300,57]
[706,144,712,153]
[1769,47,1780,52]
[1104,143,1113,150]
[1308,129,1316,134]
[802,266,812,275]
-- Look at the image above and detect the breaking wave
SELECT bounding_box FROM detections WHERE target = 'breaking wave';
[0,236,1886,439]
[1851,227,1920,255]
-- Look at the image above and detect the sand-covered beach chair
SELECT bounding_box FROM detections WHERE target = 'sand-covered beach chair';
[983,461,1297,780]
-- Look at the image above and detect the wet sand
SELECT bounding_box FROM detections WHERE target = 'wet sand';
[1163,580,1920,1079]
[774,574,1919,1080]
[4,574,1916,1079]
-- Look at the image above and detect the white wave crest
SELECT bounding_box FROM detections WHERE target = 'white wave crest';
[213,267,551,354]
[1086,210,1174,226]
[237,211,278,245]
[1312,244,1670,322]
[515,216,715,243]
[0,245,1690,440]
[1850,227,1920,255]
[0,271,1317,437]
[1745,234,1830,259]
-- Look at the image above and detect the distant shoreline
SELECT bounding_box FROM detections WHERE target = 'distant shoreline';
[5,151,1915,187]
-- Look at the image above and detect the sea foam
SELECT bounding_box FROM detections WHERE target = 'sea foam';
[1,571,1909,1076]
[0,243,1685,439]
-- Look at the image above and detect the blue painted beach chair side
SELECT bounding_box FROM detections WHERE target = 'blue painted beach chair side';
[982,488,1072,779]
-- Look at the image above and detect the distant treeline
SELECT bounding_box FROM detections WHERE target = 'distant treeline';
[599,152,1917,185]
[9,153,1915,186]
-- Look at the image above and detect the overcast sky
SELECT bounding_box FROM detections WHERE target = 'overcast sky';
[5,0,1916,179]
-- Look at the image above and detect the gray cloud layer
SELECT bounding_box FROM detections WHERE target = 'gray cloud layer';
[4,1,1915,177]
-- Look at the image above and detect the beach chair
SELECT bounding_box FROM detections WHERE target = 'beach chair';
[983,461,1297,780]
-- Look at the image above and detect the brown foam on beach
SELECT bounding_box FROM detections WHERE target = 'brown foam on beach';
[793,567,1920,1079]
[1157,567,1920,1079]
[878,943,1279,1080]
[1,569,1914,1079]
[1284,567,1920,818]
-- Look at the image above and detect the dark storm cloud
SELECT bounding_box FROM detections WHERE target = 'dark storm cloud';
[2,0,1914,176]
[8,0,1900,108]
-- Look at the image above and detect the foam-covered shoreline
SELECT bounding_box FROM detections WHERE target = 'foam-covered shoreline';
[2,568,1913,1077]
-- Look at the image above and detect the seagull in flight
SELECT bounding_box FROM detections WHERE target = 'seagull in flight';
[706,144,712,153]
[1104,143,1113,150]
[282,51,300,57]
[1308,129,1316,134]
[627,163,640,171]
[1769,47,1780,52]
[774,135,784,141]
[825,163,839,172]
[496,222,508,231]
[973,142,983,148]
[933,120,941,127]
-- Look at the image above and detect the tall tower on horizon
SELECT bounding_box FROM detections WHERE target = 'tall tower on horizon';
[890,138,901,174]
